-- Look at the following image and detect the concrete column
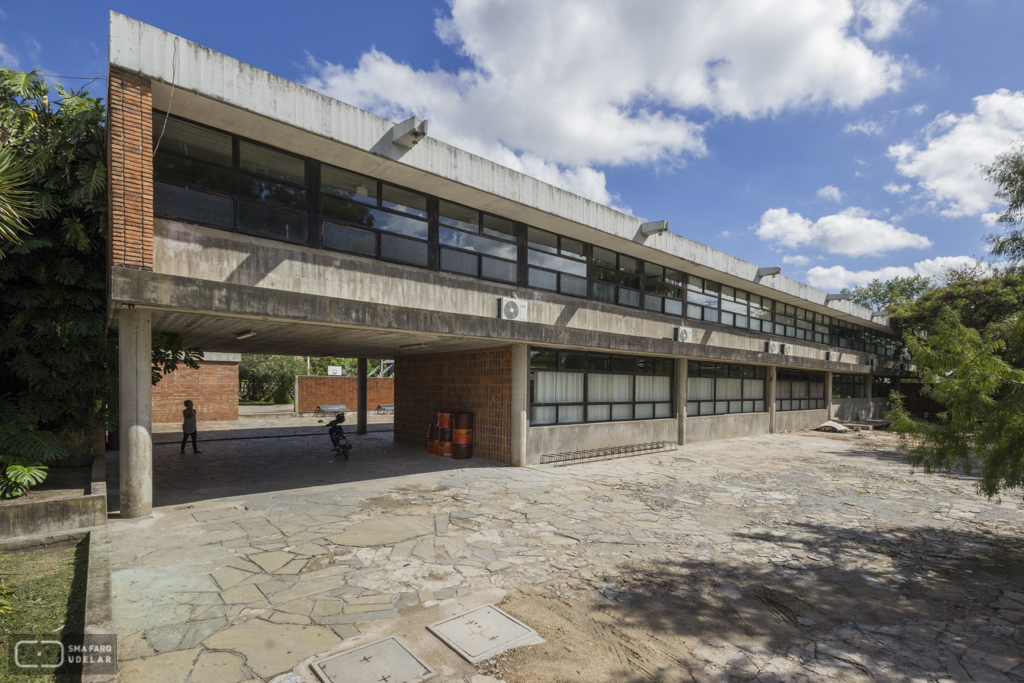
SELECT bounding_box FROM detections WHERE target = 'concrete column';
[825,372,834,419]
[356,358,367,435]
[510,344,529,467]
[768,365,777,434]
[119,308,152,519]
[675,357,687,446]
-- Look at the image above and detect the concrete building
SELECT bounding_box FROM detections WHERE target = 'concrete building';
[107,14,901,517]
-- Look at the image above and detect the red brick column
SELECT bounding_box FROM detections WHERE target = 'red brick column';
[107,69,154,270]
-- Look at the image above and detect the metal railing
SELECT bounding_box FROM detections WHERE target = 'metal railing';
[541,440,676,467]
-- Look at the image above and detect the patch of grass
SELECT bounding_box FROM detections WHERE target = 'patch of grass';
[0,537,89,682]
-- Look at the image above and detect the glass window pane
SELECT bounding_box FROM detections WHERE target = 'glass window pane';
[380,233,428,266]
[742,400,753,413]
[704,308,719,324]
[374,210,429,239]
[561,238,586,259]
[559,405,585,424]
[154,115,232,165]
[618,288,640,308]
[237,200,306,242]
[593,246,616,270]
[593,281,615,303]
[635,403,654,419]
[440,247,478,276]
[528,249,587,277]
[644,294,663,312]
[239,141,304,185]
[722,299,747,314]
[612,404,633,421]
[559,352,587,371]
[687,290,719,307]
[155,182,233,227]
[529,267,557,291]
[715,401,728,414]
[729,400,742,413]
[561,274,588,297]
[588,355,611,372]
[619,255,638,274]
[665,299,683,316]
[687,304,703,319]
[534,371,583,403]
[686,401,699,416]
[482,214,515,241]
[439,200,479,231]
[322,194,376,228]
[588,404,611,422]
[527,227,558,253]
[743,379,764,400]
[655,402,672,418]
[322,165,376,205]
[382,184,428,218]
[323,220,376,256]
[481,256,517,283]
[755,400,765,412]
[440,227,517,259]
[612,356,634,374]
[530,350,558,369]
[721,312,734,327]
[688,377,714,401]
[655,359,673,376]
[636,375,655,401]
[532,406,556,425]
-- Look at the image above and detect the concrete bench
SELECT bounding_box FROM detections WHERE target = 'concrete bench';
[314,404,349,417]
[376,404,395,415]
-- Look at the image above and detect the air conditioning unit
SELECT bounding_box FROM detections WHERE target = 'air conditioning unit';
[868,358,878,367]
[499,297,528,322]
[675,326,693,343]
[766,341,779,354]
[825,350,836,361]
[782,344,794,355]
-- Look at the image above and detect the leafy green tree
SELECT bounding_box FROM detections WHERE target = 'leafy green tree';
[0,146,32,246]
[239,355,307,403]
[839,274,933,311]
[983,142,1024,264]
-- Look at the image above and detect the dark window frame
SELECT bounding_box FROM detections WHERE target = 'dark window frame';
[775,369,827,411]
[685,361,767,416]
[833,373,868,399]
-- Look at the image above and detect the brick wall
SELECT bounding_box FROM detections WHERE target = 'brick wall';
[152,361,239,423]
[394,347,512,464]
[295,377,395,414]
[108,69,154,270]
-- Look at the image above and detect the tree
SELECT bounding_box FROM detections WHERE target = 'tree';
[983,142,1024,264]
[239,355,307,404]
[839,274,933,311]
[887,269,1024,498]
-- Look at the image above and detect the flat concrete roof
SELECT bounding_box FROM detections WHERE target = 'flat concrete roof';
[108,12,890,334]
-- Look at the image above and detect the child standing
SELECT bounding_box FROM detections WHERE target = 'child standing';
[180,400,201,454]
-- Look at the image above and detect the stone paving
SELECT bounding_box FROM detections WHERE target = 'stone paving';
[107,426,1024,682]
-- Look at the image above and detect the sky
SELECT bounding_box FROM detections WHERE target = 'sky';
[2,0,1022,292]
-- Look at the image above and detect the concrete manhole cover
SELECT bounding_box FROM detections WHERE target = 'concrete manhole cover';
[310,636,435,683]
[427,604,542,664]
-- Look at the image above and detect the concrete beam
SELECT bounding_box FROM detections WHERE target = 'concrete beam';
[118,308,152,518]
[391,116,428,149]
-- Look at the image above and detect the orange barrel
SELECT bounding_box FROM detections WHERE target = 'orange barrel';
[426,424,438,454]
[438,412,453,429]
[438,427,453,457]
[452,413,473,459]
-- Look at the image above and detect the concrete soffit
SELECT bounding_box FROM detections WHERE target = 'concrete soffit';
[109,11,887,334]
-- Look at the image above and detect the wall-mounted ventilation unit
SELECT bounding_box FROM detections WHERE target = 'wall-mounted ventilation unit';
[782,344,794,355]
[766,341,779,354]
[826,350,837,361]
[675,327,693,343]
[499,297,528,322]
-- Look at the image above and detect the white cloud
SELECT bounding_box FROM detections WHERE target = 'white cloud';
[817,185,843,202]
[783,254,811,266]
[844,120,885,135]
[303,0,912,205]
[0,42,18,69]
[755,206,931,257]
[805,255,987,289]
[906,103,926,116]
[888,89,1024,218]
[883,182,911,194]
[981,211,1001,226]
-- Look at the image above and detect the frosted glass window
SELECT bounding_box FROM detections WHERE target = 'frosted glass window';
[655,402,672,418]
[588,405,611,422]
[716,378,743,400]
[559,405,585,423]
[688,377,714,401]
[743,379,764,399]
[635,403,654,419]
[534,372,583,404]
[612,404,633,420]
[532,406,556,425]
[588,374,633,402]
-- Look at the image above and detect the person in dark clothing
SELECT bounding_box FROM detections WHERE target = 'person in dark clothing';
[180,400,201,454]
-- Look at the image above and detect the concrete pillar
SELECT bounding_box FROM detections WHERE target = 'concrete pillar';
[768,365,777,434]
[119,308,152,518]
[825,372,834,419]
[675,357,687,446]
[510,344,529,467]
[356,357,367,435]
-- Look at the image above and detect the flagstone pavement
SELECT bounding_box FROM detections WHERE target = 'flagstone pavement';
[106,426,1024,683]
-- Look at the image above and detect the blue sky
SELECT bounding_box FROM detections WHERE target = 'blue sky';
[3,0,1023,291]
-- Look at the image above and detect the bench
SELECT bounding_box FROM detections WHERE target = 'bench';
[314,404,348,417]
[376,404,395,415]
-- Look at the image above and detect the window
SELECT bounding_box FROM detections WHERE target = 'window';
[529,348,672,425]
[643,263,685,316]
[685,276,720,323]
[872,376,897,398]
[686,362,766,416]
[439,201,517,282]
[153,113,308,243]
[527,228,588,297]
[321,165,429,266]
[776,369,826,411]
[592,247,641,307]
[833,373,867,399]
